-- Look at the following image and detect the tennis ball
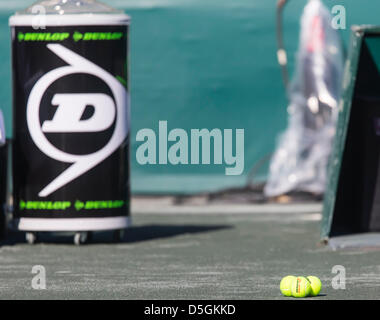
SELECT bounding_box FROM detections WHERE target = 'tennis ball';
[280,275,296,297]
[291,276,311,298]
[307,276,322,296]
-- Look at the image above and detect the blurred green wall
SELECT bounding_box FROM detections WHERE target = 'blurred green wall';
[0,0,380,194]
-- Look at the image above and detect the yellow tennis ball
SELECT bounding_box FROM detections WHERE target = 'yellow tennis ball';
[307,276,322,296]
[280,276,296,297]
[291,276,311,298]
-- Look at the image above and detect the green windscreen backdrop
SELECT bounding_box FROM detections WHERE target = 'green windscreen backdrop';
[1,0,380,194]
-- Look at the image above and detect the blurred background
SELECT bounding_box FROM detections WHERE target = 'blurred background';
[1,0,380,195]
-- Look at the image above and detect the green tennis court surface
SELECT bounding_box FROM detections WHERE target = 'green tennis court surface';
[0,198,380,300]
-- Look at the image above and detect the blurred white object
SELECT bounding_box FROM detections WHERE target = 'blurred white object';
[264,0,344,197]
[0,110,5,146]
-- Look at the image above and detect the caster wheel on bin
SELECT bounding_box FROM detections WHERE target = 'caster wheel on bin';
[113,229,125,243]
[74,232,90,245]
[26,232,38,244]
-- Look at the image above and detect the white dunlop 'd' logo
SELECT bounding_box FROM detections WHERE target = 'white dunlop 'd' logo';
[27,44,128,197]
[42,93,116,133]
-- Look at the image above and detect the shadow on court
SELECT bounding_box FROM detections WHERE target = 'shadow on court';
[0,224,233,246]
[124,224,232,243]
